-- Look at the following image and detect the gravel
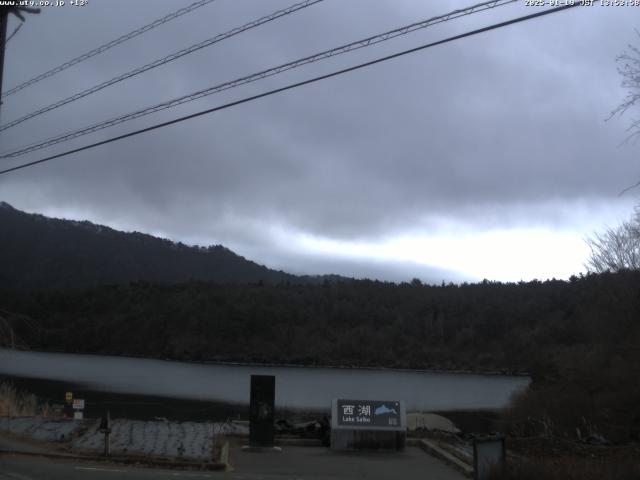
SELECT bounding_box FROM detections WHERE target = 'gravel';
[1,416,245,461]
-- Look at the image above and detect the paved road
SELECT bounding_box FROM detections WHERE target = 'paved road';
[0,455,216,480]
[0,446,466,480]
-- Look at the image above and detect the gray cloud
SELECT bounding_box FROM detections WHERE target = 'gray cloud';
[1,0,639,280]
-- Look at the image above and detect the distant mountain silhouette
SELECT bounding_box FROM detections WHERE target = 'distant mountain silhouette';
[0,202,340,290]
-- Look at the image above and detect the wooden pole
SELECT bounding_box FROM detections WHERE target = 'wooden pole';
[102,410,111,456]
[0,8,9,119]
[0,6,41,119]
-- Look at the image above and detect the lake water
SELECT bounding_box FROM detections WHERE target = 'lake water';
[0,349,529,412]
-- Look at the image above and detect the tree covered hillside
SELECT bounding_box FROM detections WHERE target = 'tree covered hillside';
[2,272,638,374]
[0,202,327,290]
[2,270,639,441]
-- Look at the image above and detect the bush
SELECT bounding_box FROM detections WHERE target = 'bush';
[0,382,48,417]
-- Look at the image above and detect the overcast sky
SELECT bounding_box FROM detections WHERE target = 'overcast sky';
[1,0,639,283]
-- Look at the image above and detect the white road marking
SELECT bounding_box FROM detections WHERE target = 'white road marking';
[154,473,213,478]
[75,466,127,473]
[0,471,35,480]
[74,465,215,478]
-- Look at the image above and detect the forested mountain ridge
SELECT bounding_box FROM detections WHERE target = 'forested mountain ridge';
[0,201,339,290]
[2,271,638,373]
[2,201,640,442]
[3,270,639,442]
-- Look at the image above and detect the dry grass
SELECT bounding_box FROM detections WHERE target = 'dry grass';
[0,382,49,417]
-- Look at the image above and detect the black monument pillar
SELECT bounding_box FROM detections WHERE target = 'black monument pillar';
[249,375,275,447]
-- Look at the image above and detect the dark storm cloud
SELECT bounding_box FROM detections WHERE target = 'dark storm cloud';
[1,0,639,280]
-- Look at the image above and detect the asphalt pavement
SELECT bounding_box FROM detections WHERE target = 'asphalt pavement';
[0,446,466,480]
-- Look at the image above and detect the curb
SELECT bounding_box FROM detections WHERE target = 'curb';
[413,439,474,478]
[276,438,323,447]
[226,434,324,448]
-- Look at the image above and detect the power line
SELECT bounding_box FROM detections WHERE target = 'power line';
[3,21,22,46]
[0,6,39,120]
[0,0,324,133]
[0,3,580,177]
[0,0,517,158]
[2,0,218,99]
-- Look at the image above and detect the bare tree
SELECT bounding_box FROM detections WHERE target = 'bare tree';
[594,35,640,268]
[586,208,640,273]
[0,310,39,349]
[610,31,640,142]
[0,314,16,348]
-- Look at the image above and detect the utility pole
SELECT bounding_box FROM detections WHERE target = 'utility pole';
[100,410,111,456]
[0,6,40,118]
[0,8,9,111]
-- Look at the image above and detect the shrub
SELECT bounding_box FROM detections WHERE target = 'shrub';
[0,382,48,417]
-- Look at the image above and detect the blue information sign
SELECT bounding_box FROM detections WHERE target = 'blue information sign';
[336,399,402,428]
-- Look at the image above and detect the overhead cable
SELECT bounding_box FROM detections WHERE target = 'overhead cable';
[4,22,23,46]
[0,3,580,177]
[0,0,516,158]
[0,0,324,133]
[2,0,218,98]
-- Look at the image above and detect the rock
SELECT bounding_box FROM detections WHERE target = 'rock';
[406,413,460,434]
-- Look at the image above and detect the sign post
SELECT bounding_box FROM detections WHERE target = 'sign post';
[249,375,275,448]
[72,398,85,420]
[331,399,406,451]
[64,391,73,419]
[473,436,505,480]
[99,410,111,457]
